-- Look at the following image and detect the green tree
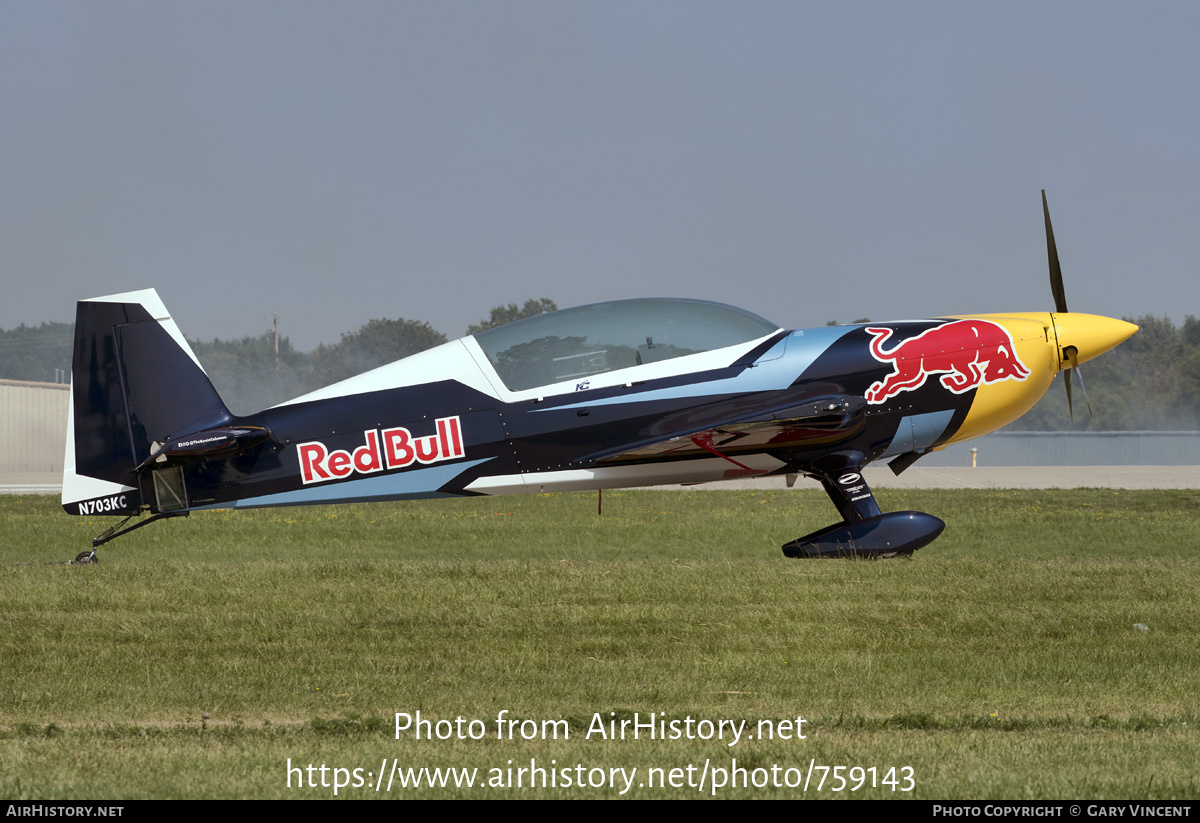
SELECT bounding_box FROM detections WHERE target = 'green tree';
[191,332,318,415]
[467,298,557,335]
[311,318,446,386]
[0,322,74,383]
[1180,316,1200,413]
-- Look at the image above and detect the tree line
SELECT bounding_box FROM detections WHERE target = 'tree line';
[0,299,556,414]
[0,308,1195,429]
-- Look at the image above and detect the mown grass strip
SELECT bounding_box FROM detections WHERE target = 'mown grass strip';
[1,490,1197,798]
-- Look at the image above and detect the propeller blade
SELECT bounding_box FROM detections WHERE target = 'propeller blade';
[1064,365,1074,423]
[1043,193,1108,425]
[1063,345,1092,417]
[1043,189,1069,314]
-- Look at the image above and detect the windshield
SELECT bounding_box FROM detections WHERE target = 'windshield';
[472,298,779,391]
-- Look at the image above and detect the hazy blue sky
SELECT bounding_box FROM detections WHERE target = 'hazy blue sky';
[3,1,1197,349]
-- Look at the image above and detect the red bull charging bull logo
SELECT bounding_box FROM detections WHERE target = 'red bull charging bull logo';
[864,320,1030,404]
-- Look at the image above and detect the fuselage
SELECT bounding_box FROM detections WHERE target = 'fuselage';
[153,308,1135,512]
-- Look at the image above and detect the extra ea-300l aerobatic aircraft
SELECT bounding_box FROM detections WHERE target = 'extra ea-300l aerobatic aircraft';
[63,193,1137,562]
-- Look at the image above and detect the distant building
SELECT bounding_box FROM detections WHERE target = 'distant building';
[0,378,69,488]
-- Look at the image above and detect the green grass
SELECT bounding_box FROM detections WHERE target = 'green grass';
[1,490,1198,798]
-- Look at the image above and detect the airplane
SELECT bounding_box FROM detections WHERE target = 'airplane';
[62,193,1137,562]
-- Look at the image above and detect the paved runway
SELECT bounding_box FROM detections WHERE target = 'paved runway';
[0,484,62,494]
[665,466,1200,491]
[5,467,1200,495]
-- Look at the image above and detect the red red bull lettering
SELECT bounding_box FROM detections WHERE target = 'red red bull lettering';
[864,320,1031,404]
[298,416,465,485]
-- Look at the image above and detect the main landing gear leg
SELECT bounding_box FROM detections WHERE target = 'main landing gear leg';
[782,453,944,558]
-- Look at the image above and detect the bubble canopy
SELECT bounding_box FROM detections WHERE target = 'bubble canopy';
[471,298,781,392]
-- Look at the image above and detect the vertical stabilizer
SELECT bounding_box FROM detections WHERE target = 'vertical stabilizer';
[63,289,233,515]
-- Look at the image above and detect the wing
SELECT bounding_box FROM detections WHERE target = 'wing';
[575,391,868,467]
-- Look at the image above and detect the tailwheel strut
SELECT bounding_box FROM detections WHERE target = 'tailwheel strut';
[79,511,189,563]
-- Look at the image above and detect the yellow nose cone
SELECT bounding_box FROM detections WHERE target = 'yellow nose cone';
[1050,313,1139,371]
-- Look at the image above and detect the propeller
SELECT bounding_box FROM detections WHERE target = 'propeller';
[1042,189,1092,422]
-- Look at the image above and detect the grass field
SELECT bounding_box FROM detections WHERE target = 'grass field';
[1,488,1198,799]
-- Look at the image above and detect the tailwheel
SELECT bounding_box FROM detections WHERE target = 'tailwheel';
[74,551,98,565]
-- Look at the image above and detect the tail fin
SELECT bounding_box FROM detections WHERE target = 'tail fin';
[63,289,233,516]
